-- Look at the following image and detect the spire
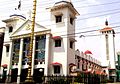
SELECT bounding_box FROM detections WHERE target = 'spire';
[105,19,108,26]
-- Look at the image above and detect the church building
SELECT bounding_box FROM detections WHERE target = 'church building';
[0,1,79,83]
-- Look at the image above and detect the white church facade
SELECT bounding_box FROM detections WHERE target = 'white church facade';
[1,0,116,83]
[0,1,80,83]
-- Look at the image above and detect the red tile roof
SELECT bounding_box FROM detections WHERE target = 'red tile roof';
[84,50,92,55]
[100,27,113,32]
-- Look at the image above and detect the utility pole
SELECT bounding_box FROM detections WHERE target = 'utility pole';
[24,0,37,83]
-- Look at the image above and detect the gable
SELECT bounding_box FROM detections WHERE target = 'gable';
[11,20,49,37]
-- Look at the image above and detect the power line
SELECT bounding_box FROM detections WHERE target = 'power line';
[0,0,120,17]
[81,8,120,16]
[1,0,119,11]
[1,0,120,36]
[30,20,120,36]
[35,7,120,15]
[2,9,120,36]
[60,25,120,37]
[0,0,119,11]
[78,30,120,38]
[2,8,120,25]
[33,8,120,22]
[75,0,120,8]
[9,23,120,38]
[26,18,120,36]
[31,0,120,9]
[77,11,120,20]
[22,0,120,12]
[63,29,120,39]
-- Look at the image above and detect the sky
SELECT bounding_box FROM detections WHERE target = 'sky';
[0,0,120,63]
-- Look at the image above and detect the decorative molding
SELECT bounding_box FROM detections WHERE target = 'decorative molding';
[10,30,51,39]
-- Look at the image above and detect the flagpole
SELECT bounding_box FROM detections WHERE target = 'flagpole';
[24,0,37,83]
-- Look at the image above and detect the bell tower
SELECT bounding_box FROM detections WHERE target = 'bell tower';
[100,20,116,80]
[49,1,79,75]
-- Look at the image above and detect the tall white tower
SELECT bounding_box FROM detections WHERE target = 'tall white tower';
[49,1,79,76]
[100,20,116,80]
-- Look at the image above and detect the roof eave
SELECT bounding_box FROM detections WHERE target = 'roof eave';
[50,4,80,16]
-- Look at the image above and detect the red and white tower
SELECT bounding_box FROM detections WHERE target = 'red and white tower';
[100,20,116,80]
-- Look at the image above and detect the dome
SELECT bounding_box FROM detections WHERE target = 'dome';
[84,50,92,55]
[10,14,26,19]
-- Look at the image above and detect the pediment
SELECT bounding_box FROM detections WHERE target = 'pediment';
[11,20,49,37]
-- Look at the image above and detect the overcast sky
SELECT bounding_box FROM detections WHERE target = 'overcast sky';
[0,0,120,62]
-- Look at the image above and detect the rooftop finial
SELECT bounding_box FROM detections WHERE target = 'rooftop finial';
[105,19,108,26]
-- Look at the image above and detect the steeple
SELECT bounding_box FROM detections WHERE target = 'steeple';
[100,20,114,34]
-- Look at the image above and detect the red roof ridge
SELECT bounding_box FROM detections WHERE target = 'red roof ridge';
[100,26,113,32]
[84,50,92,55]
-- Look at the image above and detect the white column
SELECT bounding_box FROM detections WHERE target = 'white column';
[44,34,50,76]
[31,36,36,76]
[5,40,13,83]
[17,38,23,84]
